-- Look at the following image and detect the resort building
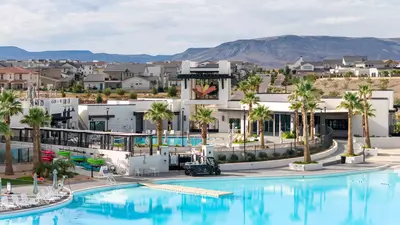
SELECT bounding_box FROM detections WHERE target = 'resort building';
[77,60,396,139]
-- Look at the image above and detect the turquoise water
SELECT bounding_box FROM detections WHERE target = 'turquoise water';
[134,136,202,147]
[1,170,400,225]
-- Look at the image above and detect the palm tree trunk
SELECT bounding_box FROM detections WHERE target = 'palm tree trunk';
[201,123,207,145]
[248,104,253,136]
[302,104,311,163]
[33,126,41,169]
[295,111,299,142]
[347,110,354,155]
[156,120,162,146]
[4,135,14,175]
[310,111,314,140]
[259,120,265,149]
[364,98,372,148]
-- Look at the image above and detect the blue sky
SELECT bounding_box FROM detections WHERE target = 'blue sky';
[0,0,398,54]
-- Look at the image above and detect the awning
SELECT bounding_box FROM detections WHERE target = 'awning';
[89,115,116,120]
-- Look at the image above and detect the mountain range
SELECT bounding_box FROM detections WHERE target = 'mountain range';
[2,35,400,67]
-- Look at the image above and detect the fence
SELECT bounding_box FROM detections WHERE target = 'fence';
[214,125,333,160]
[0,147,33,164]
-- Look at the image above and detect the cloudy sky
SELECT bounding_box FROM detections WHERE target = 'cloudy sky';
[0,0,398,55]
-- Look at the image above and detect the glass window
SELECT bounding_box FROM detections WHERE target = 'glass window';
[326,119,348,130]
[229,118,240,130]
[281,114,291,132]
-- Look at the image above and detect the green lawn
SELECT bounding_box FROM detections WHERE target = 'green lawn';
[1,176,33,186]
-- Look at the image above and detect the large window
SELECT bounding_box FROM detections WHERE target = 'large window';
[326,119,348,130]
[191,79,219,100]
[90,121,105,131]
[229,118,240,130]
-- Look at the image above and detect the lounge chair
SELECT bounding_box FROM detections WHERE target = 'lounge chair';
[38,189,59,203]
[1,196,18,210]
[21,193,40,205]
[135,168,142,176]
[12,195,30,208]
[101,166,116,185]
[151,130,156,135]
[149,167,159,176]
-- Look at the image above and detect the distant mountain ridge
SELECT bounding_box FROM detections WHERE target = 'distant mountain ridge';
[2,35,400,67]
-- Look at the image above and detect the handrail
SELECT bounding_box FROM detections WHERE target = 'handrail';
[78,114,89,130]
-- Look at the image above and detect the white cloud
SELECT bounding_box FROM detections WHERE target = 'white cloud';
[0,0,399,54]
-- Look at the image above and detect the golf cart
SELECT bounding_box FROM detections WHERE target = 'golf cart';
[183,156,221,176]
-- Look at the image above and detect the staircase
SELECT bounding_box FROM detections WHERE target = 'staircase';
[78,115,89,130]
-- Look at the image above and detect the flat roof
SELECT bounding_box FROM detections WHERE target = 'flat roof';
[11,127,152,137]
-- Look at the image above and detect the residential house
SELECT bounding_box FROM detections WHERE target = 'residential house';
[39,67,73,89]
[287,56,304,70]
[355,60,386,69]
[0,67,38,89]
[49,61,83,80]
[84,74,106,90]
[342,56,367,66]
[0,61,13,67]
[323,59,342,69]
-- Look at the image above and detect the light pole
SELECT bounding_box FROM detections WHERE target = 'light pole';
[181,107,185,146]
[106,107,109,132]
[243,105,246,154]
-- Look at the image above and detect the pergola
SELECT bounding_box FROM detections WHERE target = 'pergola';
[10,127,155,155]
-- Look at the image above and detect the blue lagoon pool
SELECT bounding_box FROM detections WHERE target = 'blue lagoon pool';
[1,169,400,225]
[134,136,202,147]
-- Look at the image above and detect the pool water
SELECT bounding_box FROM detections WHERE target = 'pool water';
[134,136,202,147]
[1,169,400,225]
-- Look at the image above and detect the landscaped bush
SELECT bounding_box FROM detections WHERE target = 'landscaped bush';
[246,152,256,162]
[258,152,268,160]
[152,87,158,95]
[282,131,295,139]
[167,86,177,97]
[272,152,280,158]
[230,154,239,161]
[116,88,125,96]
[129,91,137,99]
[103,88,112,96]
[286,149,296,157]
[218,154,227,161]
[96,94,103,103]
[61,90,66,97]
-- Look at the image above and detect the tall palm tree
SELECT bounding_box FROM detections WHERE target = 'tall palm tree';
[144,102,174,146]
[289,101,302,142]
[308,102,318,140]
[248,75,263,93]
[358,85,373,148]
[337,92,363,156]
[289,78,320,163]
[0,90,23,175]
[190,107,216,145]
[237,80,250,93]
[250,105,272,148]
[241,92,260,136]
[20,107,52,169]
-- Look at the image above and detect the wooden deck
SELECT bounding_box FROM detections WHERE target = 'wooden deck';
[139,183,233,198]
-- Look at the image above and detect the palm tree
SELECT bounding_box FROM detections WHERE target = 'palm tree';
[190,107,216,145]
[237,80,250,93]
[0,90,23,175]
[289,101,302,142]
[241,92,260,136]
[250,105,272,148]
[337,92,363,156]
[20,107,52,169]
[358,85,373,148]
[248,75,263,93]
[308,102,318,140]
[144,102,173,146]
[289,78,320,163]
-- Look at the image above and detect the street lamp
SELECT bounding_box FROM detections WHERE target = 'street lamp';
[243,105,246,154]
[106,107,110,132]
[181,107,185,146]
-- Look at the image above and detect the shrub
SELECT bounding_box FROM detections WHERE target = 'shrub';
[305,74,317,82]
[230,154,239,161]
[379,78,389,90]
[366,78,373,84]
[218,154,227,161]
[103,88,111,96]
[98,89,103,93]
[71,82,84,93]
[167,86,177,97]
[129,91,137,99]
[282,131,295,139]
[96,94,103,103]
[152,87,158,95]
[258,152,268,160]
[246,152,256,162]
[272,152,280,158]
[286,149,296,157]
[328,91,340,97]
[116,88,125,96]
[61,90,66,98]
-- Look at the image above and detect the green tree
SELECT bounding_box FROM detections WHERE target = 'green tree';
[237,80,250,93]
[144,102,173,146]
[358,85,374,148]
[248,75,263,93]
[129,91,137,99]
[152,87,158,95]
[241,92,260,136]
[167,86,177,97]
[250,105,272,149]
[289,78,320,163]
[20,107,52,169]
[337,92,363,156]
[278,68,284,74]
[96,94,103,103]
[0,90,23,175]
[289,101,302,142]
[116,88,125,96]
[190,107,216,145]
[103,88,111,96]
[307,101,318,140]
[379,78,389,90]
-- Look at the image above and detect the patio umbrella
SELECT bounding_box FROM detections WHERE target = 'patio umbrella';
[0,178,2,195]
[53,169,58,189]
[229,132,233,151]
[187,130,190,146]
[164,131,168,145]
[33,173,39,195]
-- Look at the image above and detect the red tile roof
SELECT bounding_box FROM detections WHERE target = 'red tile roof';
[0,67,33,74]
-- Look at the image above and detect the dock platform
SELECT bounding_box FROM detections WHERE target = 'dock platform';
[139,183,233,198]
